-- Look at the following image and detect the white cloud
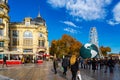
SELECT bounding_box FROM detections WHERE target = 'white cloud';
[47,0,112,20]
[108,2,120,26]
[61,21,78,27]
[47,0,67,8]
[61,21,82,34]
[64,27,77,34]
[107,20,119,26]
[113,2,120,22]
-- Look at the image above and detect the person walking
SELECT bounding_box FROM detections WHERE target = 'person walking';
[100,58,104,69]
[62,55,69,76]
[2,55,7,68]
[70,55,79,80]
[21,56,25,64]
[80,58,84,69]
[92,58,96,72]
[87,58,92,69]
[104,57,108,73]
[53,57,58,74]
[108,57,114,73]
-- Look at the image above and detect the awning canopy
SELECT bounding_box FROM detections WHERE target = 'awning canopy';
[0,51,22,54]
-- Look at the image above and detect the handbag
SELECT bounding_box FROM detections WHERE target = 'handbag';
[76,71,82,80]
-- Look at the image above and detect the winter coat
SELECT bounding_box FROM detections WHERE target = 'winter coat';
[71,60,79,72]
[62,57,69,67]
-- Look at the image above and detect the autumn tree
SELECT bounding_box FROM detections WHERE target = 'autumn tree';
[50,40,58,56]
[100,46,111,57]
[50,34,82,58]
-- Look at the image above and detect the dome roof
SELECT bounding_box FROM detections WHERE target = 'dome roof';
[31,16,45,25]
[31,12,45,25]
[33,17,45,23]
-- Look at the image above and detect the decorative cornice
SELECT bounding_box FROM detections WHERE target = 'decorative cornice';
[0,3,9,12]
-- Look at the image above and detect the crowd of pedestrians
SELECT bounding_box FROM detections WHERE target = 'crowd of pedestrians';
[53,54,81,80]
[53,55,119,80]
[79,57,119,73]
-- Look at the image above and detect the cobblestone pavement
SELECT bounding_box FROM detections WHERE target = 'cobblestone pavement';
[0,61,119,80]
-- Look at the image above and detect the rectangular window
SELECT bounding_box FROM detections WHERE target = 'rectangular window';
[0,18,2,23]
[0,29,3,36]
[0,41,4,47]
[12,30,19,38]
[12,38,19,46]
[12,48,17,51]
[23,39,33,46]
[39,40,40,46]
[23,49,33,53]
[39,40,44,47]
[42,40,45,47]
[25,21,30,26]
[0,7,3,11]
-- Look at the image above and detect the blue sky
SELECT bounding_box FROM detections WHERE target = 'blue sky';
[8,0,120,53]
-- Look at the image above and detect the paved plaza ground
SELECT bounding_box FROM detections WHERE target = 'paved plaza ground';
[0,61,120,80]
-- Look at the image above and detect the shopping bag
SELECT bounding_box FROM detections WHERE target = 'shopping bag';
[76,71,82,80]
[61,66,64,72]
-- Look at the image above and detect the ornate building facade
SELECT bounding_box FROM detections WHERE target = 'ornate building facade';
[0,0,49,60]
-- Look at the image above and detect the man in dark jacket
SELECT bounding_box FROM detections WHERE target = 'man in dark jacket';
[92,58,96,72]
[104,57,108,73]
[53,58,58,74]
[62,56,69,76]
[53,57,58,74]
[2,55,7,68]
[108,57,114,73]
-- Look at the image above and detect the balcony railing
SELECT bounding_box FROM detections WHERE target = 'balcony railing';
[37,46,46,50]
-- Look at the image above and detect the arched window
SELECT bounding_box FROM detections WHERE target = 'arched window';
[23,31,33,38]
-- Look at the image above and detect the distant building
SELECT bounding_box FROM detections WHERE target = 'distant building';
[0,0,49,60]
[108,54,120,59]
